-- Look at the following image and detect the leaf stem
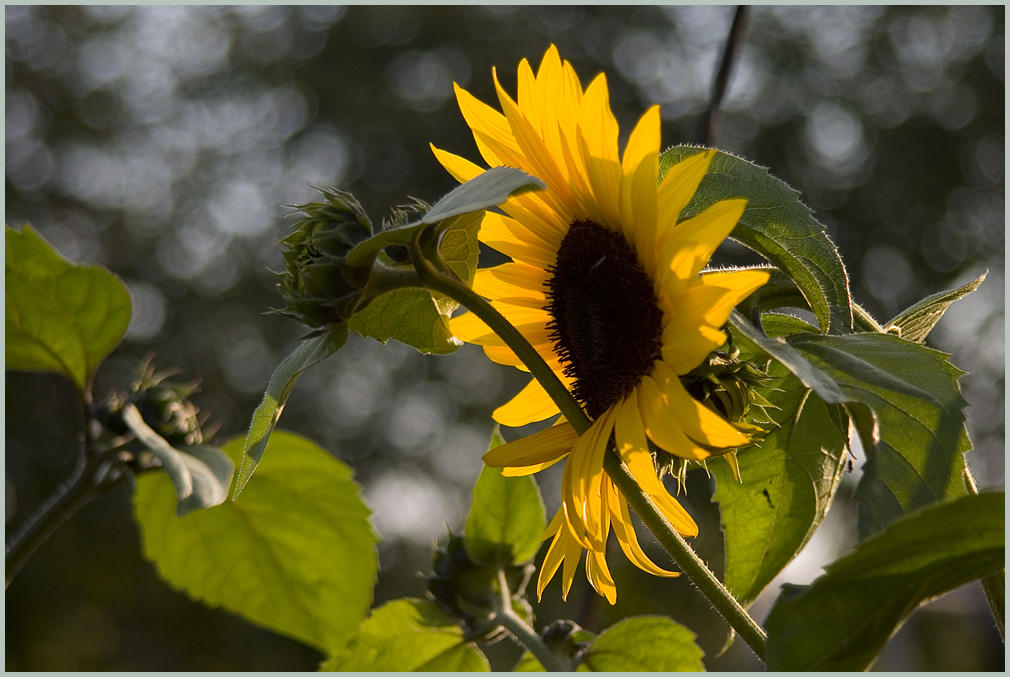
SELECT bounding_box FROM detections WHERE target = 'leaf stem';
[962,459,1005,640]
[695,6,750,146]
[411,226,768,661]
[493,570,569,672]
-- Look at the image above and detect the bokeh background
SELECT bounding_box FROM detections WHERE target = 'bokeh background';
[5,5,1004,671]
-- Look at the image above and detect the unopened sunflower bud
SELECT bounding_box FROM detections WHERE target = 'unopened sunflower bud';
[98,356,215,448]
[275,186,374,328]
[427,532,534,638]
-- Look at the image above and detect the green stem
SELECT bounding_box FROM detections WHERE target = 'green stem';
[962,459,1005,640]
[604,452,767,659]
[494,571,569,672]
[410,226,768,660]
[5,453,121,588]
[409,228,590,433]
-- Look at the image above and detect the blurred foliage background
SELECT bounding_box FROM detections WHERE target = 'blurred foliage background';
[5,5,1004,671]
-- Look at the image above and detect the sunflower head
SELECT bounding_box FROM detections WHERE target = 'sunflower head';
[275,186,374,329]
[435,44,770,603]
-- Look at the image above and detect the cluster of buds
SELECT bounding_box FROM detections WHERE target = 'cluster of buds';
[426,532,534,640]
[275,186,374,329]
[94,355,216,451]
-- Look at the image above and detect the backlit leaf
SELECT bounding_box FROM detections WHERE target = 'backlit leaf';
[885,271,987,343]
[581,616,705,672]
[5,225,131,391]
[320,598,489,671]
[134,430,377,655]
[465,429,546,566]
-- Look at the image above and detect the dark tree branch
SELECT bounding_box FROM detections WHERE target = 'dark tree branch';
[695,6,751,147]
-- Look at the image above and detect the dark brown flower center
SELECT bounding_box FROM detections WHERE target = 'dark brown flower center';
[545,219,663,419]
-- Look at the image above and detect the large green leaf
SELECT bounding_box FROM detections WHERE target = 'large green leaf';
[660,147,852,334]
[765,491,1004,671]
[134,430,378,654]
[731,312,971,540]
[5,224,132,391]
[787,332,970,539]
[884,271,986,343]
[320,598,490,671]
[465,429,546,566]
[347,210,482,355]
[233,325,348,498]
[712,368,847,605]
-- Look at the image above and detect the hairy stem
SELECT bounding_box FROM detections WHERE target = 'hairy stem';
[494,570,569,671]
[412,225,768,661]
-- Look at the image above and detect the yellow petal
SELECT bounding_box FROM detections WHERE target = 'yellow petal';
[660,320,727,375]
[656,149,715,227]
[576,73,622,228]
[479,211,559,270]
[566,406,616,550]
[637,372,712,460]
[619,105,661,262]
[537,515,583,602]
[652,362,749,449]
[501,457,566,476]
[606,478,679,577]
[696,269,771,327]
[663,199,747,277]
[431,144,484,183]
[493,377,562,427]
[586,548,617,604]
[473,263,548,301]
[483,419,579,467]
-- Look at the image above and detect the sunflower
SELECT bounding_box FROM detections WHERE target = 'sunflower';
[432,45,769,604]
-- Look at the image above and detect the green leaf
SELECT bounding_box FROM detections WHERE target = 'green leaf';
[5,224,132,391]
[320,598,490,671]
[765,491,1004,671]
[885,271,987,343]
[712,361,847,606]
[580,616,705,671]
[660,147,852,334]
[233,324,348,498]
[348,210,482,355]
[133,430,378,654]
[121,403,233,516]
[787,332,970,539]
[464,429,546,566]
[420,166,546,226]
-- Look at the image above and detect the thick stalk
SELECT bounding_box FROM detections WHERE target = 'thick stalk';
[411,227,768,660]
[494,571,569,672]
[963,459,1005,640]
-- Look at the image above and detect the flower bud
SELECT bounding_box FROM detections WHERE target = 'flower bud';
[426,531,534,638]
[275,186,374,328]
[98,355,216,448]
